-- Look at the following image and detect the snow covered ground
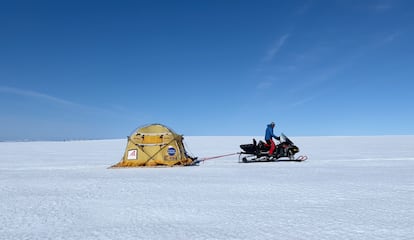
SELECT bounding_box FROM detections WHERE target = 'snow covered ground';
[1,135,413,240]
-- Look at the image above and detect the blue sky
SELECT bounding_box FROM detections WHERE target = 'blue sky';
[1,0,413,140]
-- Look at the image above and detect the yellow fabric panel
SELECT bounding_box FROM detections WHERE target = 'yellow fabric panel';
[134,124,168,134]
[130,133,175,145]
[142,135,163,144]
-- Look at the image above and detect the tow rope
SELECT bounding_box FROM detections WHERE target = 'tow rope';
[194,152,239,164]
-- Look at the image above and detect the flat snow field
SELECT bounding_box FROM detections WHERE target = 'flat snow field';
[1,136,413,240]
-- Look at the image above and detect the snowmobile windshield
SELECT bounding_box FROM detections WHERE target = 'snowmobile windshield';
[281,133,294,145]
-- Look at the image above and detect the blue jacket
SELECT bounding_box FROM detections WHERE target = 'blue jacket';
[265,124,278,141]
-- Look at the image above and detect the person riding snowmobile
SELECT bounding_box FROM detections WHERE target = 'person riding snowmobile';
[265,122,280,157]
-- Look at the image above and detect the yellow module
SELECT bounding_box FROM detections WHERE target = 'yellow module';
[110,123,196,167]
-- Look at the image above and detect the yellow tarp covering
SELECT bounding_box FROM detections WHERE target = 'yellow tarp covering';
[110,123,195,168]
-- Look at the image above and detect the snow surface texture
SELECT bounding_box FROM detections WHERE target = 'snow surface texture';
[1,136,413,240]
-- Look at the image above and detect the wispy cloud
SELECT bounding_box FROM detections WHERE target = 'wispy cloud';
[372,2,392,12]
[283,30,399,108]
[256,81,273,89]
[263,34,290,62]
[379,32,400,45]
[0,86,127,116]
[0,86,77,106]
[294,1,312,15]
[290,95,317,108]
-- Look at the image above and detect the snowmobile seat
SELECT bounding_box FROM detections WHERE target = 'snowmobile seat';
[240,143,256,154]
[257,140,270,152]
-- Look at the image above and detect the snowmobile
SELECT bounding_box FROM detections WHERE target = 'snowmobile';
[239,133,307,163]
